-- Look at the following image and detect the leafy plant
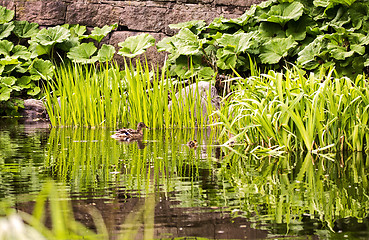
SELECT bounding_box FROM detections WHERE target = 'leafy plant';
[156,0,369,79]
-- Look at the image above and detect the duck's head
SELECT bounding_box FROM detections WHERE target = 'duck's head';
[137,122,149,131]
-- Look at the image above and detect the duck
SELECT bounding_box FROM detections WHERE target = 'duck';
[187,140,198,149]
[111,122,149,141]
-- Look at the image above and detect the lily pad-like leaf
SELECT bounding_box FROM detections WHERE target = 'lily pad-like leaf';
[67,42,97,64]
[0,40,14,57]
[89,24,117,43]
[171,28,201,56]
[13,21,39,39]
[118,33,155,58]
[12,45,32,60]
[0,86,11,101]
[27,86,40,96]
[0,22,14,40]
[29,59,54,80]
[94,44,115,62]
[0,6,14,24]
[216,47,238,70]
[259,36,297,64]
[34,26,71,46]
[0,76,16,87]
[264,2,304,26]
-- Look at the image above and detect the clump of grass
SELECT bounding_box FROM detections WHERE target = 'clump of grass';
[217,65,369,153]
[44,60,217,129]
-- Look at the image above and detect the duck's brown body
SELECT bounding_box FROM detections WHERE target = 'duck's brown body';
[111,122,149,141]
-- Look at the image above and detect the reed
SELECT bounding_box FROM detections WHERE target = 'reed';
[217,65,369,153]
[44,60,217,129]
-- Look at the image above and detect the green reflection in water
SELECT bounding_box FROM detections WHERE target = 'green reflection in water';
[1,123,369,238]
[44,127,222,202]
[219,147,369,234]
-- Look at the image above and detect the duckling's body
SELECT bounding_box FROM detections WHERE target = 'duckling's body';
[187,140,198,149]
[111,122,149,141]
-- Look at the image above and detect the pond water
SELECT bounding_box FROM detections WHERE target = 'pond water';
[1,119,369,239]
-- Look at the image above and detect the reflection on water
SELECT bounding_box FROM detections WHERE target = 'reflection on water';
[1,119,369,239]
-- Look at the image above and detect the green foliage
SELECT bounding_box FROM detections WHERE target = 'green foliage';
[0,5,120,115]
[118,33,155,58]
[157,0,369,78]
[216,65,369,153]
[44,61,216,128]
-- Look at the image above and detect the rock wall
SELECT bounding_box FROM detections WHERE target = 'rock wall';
[0,0,263,65]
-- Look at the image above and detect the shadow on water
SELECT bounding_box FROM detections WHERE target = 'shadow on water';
[1,120,369,239]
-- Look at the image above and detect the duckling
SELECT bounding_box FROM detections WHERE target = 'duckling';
[187,140,198,149]
[111,122,149,141]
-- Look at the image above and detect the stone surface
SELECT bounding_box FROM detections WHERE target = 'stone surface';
[20,99,49,123]
[16,0,67,25]
[66,3,121,27]
[168,81,221,123]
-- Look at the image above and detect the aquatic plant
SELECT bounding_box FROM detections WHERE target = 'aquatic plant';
[216,65,369,153]
[44,60,217,128]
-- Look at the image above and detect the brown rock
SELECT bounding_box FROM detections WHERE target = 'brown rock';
[15,0,67,25]
[66,3,120,27]
[0,0,15,11]
[119,5,167,32]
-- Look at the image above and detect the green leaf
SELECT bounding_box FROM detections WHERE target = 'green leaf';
[0,76,16,87]
[330,0,357,6]
[0,6,14,24]
[0,57,20,65]
[0,22,14,40]
[118,33,155,58]
[264,2,304,26]
[198,67,215,81]
[297,36,326,69]
[88,24,117,43]
[33,26,71,46]
[12,45,32,60]
[169,20,206,35]
[0,86,11,101]
[29,59,55,80]
[17,76,32,88]
[95,44,115,62]
[216,47,237,70]
[27,86,40,96]
[218,32,256,54]
[259,36,297,64]
[67,42,97,64]
[0,40,13,57]
[171,28,201,55]
[286,18,307,41]
[13,21,39,38]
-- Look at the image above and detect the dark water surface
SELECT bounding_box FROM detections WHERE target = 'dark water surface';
[1,119,369,239]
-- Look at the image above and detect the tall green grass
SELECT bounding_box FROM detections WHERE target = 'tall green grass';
[44,60,216,129]
[216,66,369,153]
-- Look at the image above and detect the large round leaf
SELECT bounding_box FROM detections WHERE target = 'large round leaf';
[67,42,98,64]
[0,6,14,24]
[259,36,297,64]
[94,44,115,62]
[29,59,55,80]
[118,33,155,58]
[0,22,14,40]
[13,21,39,39]
[34,26,71,46]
